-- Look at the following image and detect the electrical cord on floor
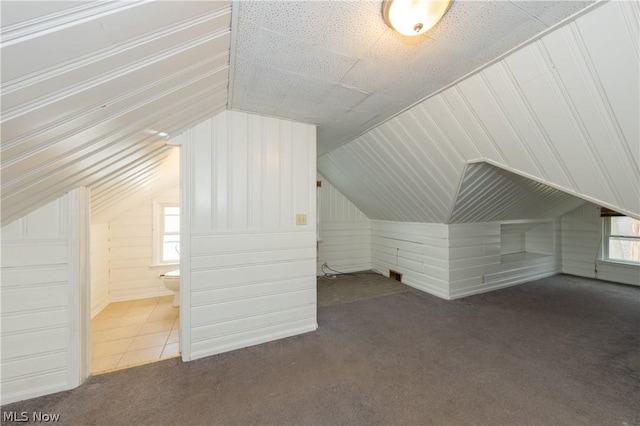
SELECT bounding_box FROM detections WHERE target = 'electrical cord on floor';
[317,264,384,280]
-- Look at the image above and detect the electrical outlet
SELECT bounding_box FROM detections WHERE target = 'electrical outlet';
[295,214,307,225]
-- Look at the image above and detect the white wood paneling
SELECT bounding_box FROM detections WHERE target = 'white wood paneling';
[1,191,87,404]
[448,221,560,299]
[90,223,109,317]
[182,110,317,361]
[189,232,316,359]
[450,162,587,223]
[526,222,556,256]
[108,185,179,301]
[501,224,527,255]
[1,1,231,226]
[317,175,371,275]
[561,203,601,279]
[318,1,639,223]
[189,111,316,233]
[448,223,501,299]
[91,148,180,224]
[370,220,449,299]
[561,203,640,286]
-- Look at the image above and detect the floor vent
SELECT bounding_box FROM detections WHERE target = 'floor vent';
[389,269,403,282]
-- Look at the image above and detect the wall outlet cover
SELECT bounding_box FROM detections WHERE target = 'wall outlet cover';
[296,214,307,225]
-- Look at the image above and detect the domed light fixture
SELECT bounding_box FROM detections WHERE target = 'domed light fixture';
[382,0,451,36]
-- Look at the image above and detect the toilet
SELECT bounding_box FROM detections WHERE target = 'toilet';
[163,269,180,307]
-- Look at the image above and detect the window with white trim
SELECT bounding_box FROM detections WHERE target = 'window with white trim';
[153,202,180,265]
[603,216,640,264]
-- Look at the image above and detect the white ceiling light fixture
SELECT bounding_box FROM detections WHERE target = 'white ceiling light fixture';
[382,0,451,36]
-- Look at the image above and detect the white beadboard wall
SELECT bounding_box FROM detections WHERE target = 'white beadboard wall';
[501,223,530,255]
[1,1,232,227]
[108,185,179,301]
[562,203,639,286]
[182,110,317,361]
[317,174,371,275]
[370,220,449,299]
[526,222,557,256]
[448,221,561,299]
[90,223,110,317]
[448,223,500,299]
[450,162,587,223]
[1,190,88,404]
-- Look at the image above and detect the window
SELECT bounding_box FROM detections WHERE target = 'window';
[603,216,640,264]
[153,202,180,265]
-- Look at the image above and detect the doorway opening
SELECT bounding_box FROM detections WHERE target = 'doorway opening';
[88,147,181,374]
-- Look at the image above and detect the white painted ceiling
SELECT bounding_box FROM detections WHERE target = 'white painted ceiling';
[1,1,231,226]
[91,148,180,225]
[2,0,637,227]
[231,0,598,155]
[449,162,586,223]
[319,0,639,222]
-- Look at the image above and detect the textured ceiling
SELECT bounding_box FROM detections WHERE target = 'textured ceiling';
[231,0,598,155]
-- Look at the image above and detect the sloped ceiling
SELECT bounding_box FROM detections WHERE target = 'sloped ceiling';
[231,0,597,156]
[1,1,231,226]
[318,0,639,223]
[91,147,180,225]
[1,0,637,229]
[449,162,586,223]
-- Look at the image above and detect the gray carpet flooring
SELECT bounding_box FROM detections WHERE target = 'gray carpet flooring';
[2,273,639,425]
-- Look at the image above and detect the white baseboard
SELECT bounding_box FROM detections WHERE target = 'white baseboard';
[188,322,318,362]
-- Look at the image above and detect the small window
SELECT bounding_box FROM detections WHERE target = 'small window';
[153,202,180,265]
[603,216,640,264]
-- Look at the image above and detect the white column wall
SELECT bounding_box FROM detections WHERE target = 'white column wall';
[181,110,317,361]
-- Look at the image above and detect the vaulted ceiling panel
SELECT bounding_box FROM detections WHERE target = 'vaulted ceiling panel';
[318,106,462,223]
[91,148,180,224]
[576,1,639,169]
[319,1,639,222]
[1,1,231,226]
[449,162,586,223]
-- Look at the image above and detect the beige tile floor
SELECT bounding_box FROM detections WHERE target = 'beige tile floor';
[91,296,180,374]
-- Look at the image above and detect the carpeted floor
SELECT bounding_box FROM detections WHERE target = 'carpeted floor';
[2,274,639,425]
[317,271,409,307]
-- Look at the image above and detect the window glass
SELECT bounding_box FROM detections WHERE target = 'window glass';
[605,216,640,264]
[610,217,640,237]
[164,214,180,233]
[162,235,180,262]
[155,203,180,264]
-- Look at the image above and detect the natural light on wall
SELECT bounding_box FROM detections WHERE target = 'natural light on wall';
[382,0,451,36]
